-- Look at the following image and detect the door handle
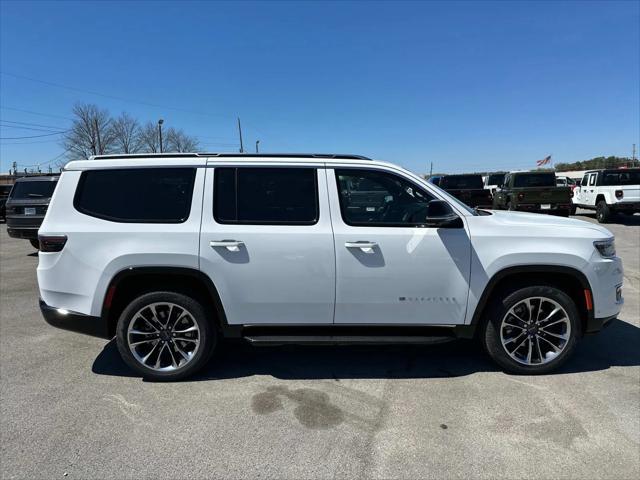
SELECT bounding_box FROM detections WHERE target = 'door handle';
[210,240,244,252]
[345,241,378,253]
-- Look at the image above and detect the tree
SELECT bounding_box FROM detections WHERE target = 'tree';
[165,127,200,152]
[139,122,161,153]
[111,112,142,154]
[63,103,115,158]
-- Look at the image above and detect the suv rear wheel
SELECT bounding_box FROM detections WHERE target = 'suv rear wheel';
[482,286,580,374]
[596,200,611,223]
[116,291,216,381]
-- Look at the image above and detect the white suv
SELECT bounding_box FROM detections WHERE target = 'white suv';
[572,168,640,222]
[37,153,624,380]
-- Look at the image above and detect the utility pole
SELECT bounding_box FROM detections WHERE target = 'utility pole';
[94,118,102,155]
[237,118,244,153]
[255,140,260,153]
[633,144,637,163]
[158,119,164,153]
[12,161,17,175]
[429,162,433,178]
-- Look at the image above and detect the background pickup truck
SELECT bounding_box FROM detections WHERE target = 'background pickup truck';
[493,171,572,216]
[572,168,640,222]
[439,174,493,208]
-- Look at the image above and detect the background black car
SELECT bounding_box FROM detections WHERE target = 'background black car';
[439,174,493,208]
[5,176,59,249]
[0,184,13,221]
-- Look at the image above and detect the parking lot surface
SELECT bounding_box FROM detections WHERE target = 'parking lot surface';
[1,212,639,479]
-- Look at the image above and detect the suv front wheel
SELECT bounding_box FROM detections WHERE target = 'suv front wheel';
[483,286,581,374]
[116,291,216,381]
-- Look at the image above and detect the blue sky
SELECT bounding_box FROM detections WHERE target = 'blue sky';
[1,0,638,174]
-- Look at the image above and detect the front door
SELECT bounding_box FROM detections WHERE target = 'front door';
[327,167,471,325]
[199,164,335,325]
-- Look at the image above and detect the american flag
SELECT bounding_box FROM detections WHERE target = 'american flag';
[536,155,552,167]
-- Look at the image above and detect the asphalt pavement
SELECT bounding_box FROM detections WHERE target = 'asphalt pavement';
[1,211,638,479]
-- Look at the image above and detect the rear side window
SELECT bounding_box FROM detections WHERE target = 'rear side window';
[74,168,196,223]
[214,167,318,224]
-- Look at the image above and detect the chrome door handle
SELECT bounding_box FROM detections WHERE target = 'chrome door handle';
[210,240,244,252]
[345,241,378,253]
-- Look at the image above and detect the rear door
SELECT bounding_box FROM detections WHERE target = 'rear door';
[328,166,471,325]
[199,162,335,325]
[584,172,598,205]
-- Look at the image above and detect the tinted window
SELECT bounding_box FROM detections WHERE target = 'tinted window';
[74,168,196,223]
[214,168,318,224]
[440,175,483,189]
[336,169,434,226]
[581,174,589,186]
[601,169,640,186]
[487,174,505,186]
[589,174,597,186]
[513,173,555,188]
[9,180,57,199]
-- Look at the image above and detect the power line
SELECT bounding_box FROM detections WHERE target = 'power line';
[0,123,66,133]
[1,71,233,120]
[0,106,74,121]
[0,131,68,140]
[0,119,68,130]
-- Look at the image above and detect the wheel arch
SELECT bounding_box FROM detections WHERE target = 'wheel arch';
[102,266,236,338]
[470,265,593,333]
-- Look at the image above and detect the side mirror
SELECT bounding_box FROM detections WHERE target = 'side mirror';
[425,200,463,228]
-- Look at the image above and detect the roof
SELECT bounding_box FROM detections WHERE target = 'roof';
[13,175,59,182]
[65,152,382,171]
[89,152,371,161]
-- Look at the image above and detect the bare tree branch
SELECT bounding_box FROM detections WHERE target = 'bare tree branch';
[165,127,200,153]
[111,112,142,154]
[139,122,160,153]
[62,103,114,158]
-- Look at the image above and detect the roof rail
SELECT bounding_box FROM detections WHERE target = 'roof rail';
[89,152,371,161]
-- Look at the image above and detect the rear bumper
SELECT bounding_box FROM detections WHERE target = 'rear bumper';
[39,298,111,339]
[515,204,572,214]
[585,314,617,334]
[7,227,39,239]
[611,202,640,211]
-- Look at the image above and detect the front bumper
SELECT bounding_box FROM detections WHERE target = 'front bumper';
[39,298,111,339]
[584,314,617,334]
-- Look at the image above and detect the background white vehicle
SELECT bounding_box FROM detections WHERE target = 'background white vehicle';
[572,168,640,222]
[37,153,623,380]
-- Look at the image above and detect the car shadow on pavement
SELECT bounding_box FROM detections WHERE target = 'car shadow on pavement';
[573,212,640,226]
[92,319,640,381]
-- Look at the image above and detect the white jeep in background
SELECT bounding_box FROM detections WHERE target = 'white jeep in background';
[37,153,623,380]
[572,168,640,222]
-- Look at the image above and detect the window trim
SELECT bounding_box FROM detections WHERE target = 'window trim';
[213,166,320,226]
[73,168,196,224]
[334,168,435,228]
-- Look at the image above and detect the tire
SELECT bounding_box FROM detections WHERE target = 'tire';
[569,205,577,216]
[596,200,611,223]
[558,209,570,217]
[116,291,216,381]
[30,238,40,250]
[482,285,581,375]
[507,201,515,211]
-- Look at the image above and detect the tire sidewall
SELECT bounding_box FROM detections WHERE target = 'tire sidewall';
[483,286,581,375]
[116,291,216,381]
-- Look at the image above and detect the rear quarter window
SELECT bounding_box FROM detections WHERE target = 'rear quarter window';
[74,168,196,223]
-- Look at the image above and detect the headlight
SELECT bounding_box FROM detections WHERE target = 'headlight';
[594,239,616,258]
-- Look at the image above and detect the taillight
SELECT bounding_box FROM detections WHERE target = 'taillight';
[517,192,525,200]
[615,190,623,199]
[39,235,67,252]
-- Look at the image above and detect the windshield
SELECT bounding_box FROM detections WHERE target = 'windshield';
[414,177,476,215]
[486,173,505,185]
[440,175,483,189]
[601,170,640,186]
[9,180,57,199]
[513,173,555,188]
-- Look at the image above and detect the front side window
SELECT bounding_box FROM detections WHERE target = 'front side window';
[214,167,318,224]
[335,169,434,226]
[581,174,589,187]
[74,168,196,223]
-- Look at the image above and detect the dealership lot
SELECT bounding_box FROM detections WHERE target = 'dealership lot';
[1,212,638,479]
